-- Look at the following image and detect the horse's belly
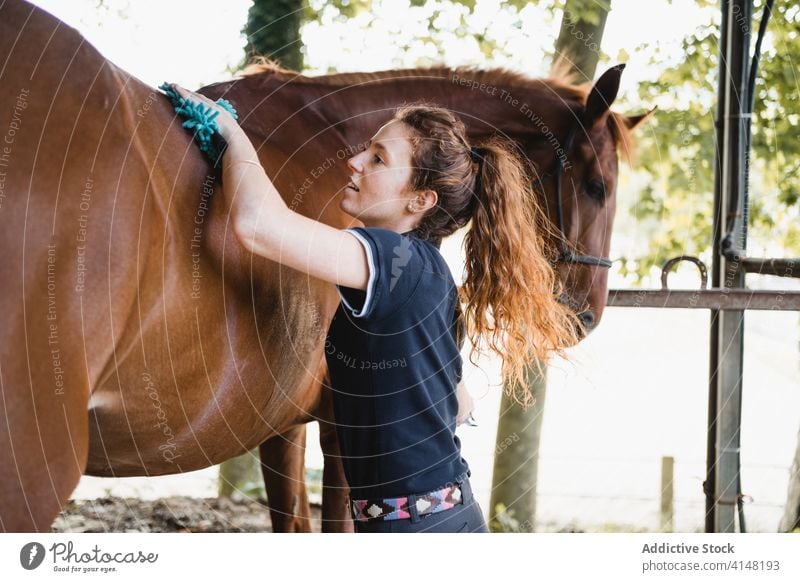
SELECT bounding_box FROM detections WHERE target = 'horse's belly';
[84,259,334,477]
[84,339,326,477]
[85,383,267,476]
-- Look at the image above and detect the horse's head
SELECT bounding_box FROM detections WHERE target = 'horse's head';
[518,64,652,338]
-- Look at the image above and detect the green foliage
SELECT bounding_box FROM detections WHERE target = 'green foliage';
[554,0,611,25]
[618,0,800,282]
[305,467,323,497]
[301,0,546,69]
[311,0,371,19]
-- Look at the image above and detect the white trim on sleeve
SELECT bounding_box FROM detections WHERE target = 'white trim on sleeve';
[337,229,376,317]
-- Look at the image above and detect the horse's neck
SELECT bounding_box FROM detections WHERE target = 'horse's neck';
[213,68,580,162]
[299,68,580,144]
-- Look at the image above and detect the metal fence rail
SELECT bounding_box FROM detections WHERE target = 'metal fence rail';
[607,289,800,311]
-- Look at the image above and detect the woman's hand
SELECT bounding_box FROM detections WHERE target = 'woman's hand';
[169,83,242,142]
[456,379,476,426]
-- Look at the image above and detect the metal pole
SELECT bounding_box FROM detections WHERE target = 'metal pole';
[705,0,729,533]
[707,0,751,533]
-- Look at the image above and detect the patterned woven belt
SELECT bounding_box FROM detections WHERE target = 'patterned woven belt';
[350,482,464,522]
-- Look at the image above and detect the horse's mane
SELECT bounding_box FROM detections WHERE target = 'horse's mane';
[239,55,580,92]
[239,56,635,162]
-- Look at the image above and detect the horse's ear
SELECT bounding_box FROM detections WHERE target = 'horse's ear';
[584,63,626,129]
[624,106,657,131]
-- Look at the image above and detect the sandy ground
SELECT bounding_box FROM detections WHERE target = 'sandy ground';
[52,496,323,533]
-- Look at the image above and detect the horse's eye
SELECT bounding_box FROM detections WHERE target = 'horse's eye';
[586,180,606,201]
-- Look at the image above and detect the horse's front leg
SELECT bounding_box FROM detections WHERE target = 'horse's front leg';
[0,359,90,531]
[258,425,312,532]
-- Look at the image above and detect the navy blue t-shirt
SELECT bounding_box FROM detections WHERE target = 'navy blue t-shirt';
[325,226,471,499]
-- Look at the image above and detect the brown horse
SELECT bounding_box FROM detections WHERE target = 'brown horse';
[0,0,649,532]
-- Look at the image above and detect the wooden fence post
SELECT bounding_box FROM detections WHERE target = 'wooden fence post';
[661,456,674,532]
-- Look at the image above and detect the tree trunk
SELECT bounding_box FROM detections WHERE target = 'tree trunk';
[778,425,800,532]
[553,0,610,84]
[218,449,267,501]
[488,362,546,532]
[243,0,305,71]
[488,0,611,533]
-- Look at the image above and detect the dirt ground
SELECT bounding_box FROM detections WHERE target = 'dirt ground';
[52,496,324,533]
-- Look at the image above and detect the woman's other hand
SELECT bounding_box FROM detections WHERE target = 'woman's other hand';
[456,379,476,426]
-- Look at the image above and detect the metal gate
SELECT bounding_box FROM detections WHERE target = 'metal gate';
[604,0,797,533]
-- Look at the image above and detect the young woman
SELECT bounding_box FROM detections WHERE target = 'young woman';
[170,84,579,533]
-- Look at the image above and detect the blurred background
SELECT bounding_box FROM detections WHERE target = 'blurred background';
[32,0,800,532]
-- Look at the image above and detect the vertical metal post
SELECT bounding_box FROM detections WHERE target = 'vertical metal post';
[706,0,751,532]
[705,0,729,533]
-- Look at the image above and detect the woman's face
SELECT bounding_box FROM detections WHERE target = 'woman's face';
[342,120,417,227]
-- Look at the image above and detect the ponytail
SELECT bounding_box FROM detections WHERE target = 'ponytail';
[392,104,580,407]
[460,137,580,406]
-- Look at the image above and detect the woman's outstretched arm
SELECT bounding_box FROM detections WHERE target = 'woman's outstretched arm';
[170,83,369,291]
